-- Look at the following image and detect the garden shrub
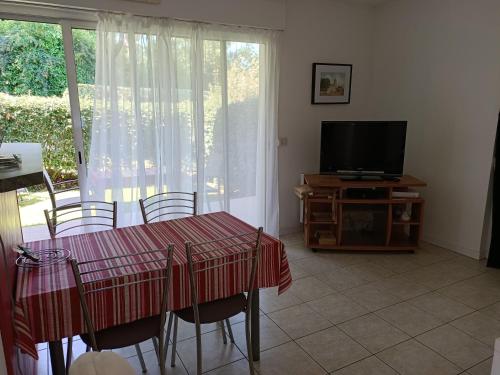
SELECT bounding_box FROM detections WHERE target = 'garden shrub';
[0,92,92,182]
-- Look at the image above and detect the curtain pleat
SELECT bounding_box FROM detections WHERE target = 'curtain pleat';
[85,13,280,235]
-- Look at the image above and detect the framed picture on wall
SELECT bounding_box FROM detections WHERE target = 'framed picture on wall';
[311,63,352,104]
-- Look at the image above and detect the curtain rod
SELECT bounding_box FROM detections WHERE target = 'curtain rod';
[0,0,285,31]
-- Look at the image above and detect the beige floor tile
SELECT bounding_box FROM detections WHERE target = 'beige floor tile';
[479,301,500,321]
[288,260,310,279]
[466,358,493,375]
[175,329,244,374]
[316,252,370,268]
[260,287,303,314]
[173,318,222,343]
[377,339,461,375]
[315,267,369,291]
[127,350,188,374]
[403,261,481,290]
[344,262,395,282]
[280,233,304,245]
[306,293,369,324]
[338,313,410,353]
[413,243,459,266]
[267,303,332,339]
[204,358,253,375]
[369,254,421,274]
[372,275,431,300]
[376,302,443,336]
[230,315,291,353]
[284,243,314,261]
[438,278,500,309]
[254,341,325,375]
[450,311,500,347]
[288,276,335,302]
[332,355,397,374]
[416,324,492,369]
[113,339,156,358]
[291,257,341,276]
[343,283,402,312]
[296,326,370,372]
[407,292,474,322]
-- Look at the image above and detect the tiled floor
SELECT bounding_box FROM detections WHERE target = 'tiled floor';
[36,233,500,374]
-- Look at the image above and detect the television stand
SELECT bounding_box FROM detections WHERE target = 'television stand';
[339,175,383,181]
[295,174,427,252]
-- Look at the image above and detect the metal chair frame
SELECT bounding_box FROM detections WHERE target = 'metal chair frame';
[42,169,80,212]
[70,246,174,375]
[173,228,263,375]
[140,191,236,363]
[45,200,117,373]
[44,201,117,239]
[139,191,197,224]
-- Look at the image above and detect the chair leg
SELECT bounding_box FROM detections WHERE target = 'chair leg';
[245,312,255,375]
[135,344,147,373]
[65,337,73,374]
[220,320,228,344]
[159,332,166,375]
[152,337,159,362]
[195,319,202,375]
[164,313,173,363]
[225,319,235,344]
[170,315,178,367]
[85,345,90,353]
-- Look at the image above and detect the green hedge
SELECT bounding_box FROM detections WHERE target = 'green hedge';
[0,92,92,181]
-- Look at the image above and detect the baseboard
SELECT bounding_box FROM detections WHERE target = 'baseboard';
[422,234,481,260]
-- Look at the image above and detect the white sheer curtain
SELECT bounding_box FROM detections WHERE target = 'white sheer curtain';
[86,14,280,235]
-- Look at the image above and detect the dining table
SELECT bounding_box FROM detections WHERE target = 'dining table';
[13,211,292,375]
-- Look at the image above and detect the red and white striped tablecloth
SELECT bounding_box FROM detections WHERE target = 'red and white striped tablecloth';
[14,212,292,359]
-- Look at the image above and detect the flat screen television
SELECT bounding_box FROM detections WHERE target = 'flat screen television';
[320,121,407,178]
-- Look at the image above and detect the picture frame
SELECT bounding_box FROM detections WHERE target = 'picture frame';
[311,63,352,104]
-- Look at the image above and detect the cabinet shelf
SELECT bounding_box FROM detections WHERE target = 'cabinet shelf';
[392,221,420,226]
[300,174,426,252]
[339,198,424,204]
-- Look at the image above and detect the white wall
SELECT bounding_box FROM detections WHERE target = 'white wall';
[370,0,500,258]
[2,0,286,29]
[278,0,375,233]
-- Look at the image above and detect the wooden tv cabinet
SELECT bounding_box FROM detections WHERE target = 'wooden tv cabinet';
[297,174,427,252]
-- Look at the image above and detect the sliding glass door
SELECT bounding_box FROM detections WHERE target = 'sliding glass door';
[0,19,96,240]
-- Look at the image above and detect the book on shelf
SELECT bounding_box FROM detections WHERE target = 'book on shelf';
[315,230,337,245]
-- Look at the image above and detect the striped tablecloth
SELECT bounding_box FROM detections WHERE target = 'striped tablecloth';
[14,212,292,359]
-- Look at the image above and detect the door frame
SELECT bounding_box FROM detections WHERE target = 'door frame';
[0,13,97,194]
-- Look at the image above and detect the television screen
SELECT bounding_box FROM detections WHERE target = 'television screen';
[320,121,407,177]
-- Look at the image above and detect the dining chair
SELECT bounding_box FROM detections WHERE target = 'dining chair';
[169,227,263,375]
[44,200,125,373]
[44,200,117,240]
[139,191,237,361]
[139,191,197,223]
[43,169,81,212]
[70,246,174,375]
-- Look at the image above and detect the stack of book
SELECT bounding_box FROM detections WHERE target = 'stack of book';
[0,154,21,169]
